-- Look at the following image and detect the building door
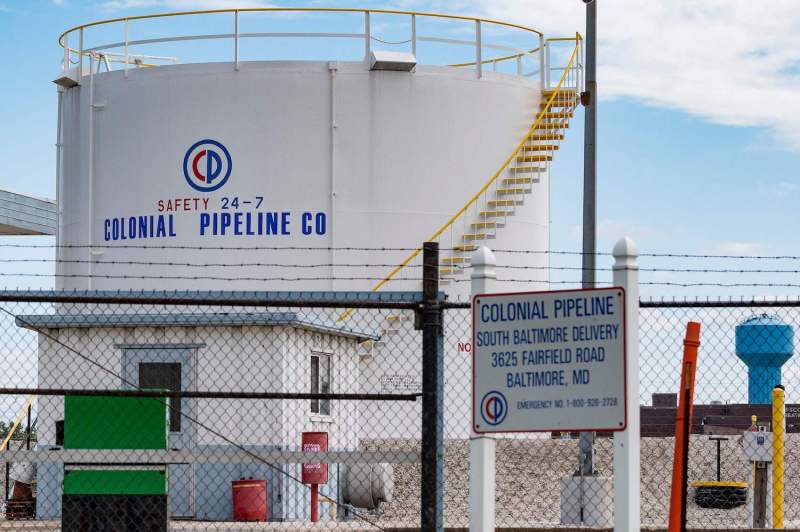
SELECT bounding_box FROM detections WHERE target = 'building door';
[123,348,195,518]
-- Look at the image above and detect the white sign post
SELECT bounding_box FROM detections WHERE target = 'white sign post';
[468,238,640,532]
[472,287,627,434]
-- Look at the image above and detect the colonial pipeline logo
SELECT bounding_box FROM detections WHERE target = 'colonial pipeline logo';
[480,391,508,426]
[183,139,232,192]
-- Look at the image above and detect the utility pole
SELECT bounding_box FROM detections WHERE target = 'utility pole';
[578,0,598,511]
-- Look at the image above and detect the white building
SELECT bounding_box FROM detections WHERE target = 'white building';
[20,311,372,519]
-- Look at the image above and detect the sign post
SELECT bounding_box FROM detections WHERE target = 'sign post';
[470,237,640,532]
[470,247,497,532]
[612,236,640,532]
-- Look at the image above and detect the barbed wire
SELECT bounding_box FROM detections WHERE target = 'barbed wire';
[4,258,800,275]
[4,271,800,289]
[0,244,422,251]
[0,259,428,268]
[2,243,799,261]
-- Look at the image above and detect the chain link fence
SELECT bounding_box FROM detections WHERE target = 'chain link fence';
[0,292,428,531]
[1,288,800,529]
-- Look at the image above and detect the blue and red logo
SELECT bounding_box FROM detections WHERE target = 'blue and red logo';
[480,391,508,426]
[183,139,232,192]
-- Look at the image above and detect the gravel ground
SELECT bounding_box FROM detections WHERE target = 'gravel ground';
[5,436,800,529]
[366,435,800,529]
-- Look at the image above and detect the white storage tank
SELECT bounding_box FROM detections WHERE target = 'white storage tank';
[54,9,583,299]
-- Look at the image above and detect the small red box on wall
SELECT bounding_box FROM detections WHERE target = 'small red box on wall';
[301,432,329,484]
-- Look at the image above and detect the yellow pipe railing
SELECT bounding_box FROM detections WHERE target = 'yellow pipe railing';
[59,7,544,64]
[449,35,580,69]
[338,36,581,320]
[448,47,540,68]
[59,8,543,45]
[0,395,35,450]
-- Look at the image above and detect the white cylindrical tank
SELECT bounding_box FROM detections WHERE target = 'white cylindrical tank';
[58,59,548,297]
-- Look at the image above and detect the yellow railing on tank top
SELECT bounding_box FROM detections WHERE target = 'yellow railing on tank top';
[58,7,545,71]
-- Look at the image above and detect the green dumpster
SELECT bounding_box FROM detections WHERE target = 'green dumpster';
[62,395,169,532]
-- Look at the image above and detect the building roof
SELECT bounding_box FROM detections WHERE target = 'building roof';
[15,311,380,341]
[0,189,57,236]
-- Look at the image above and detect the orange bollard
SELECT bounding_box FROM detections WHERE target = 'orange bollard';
[667,321,701,532]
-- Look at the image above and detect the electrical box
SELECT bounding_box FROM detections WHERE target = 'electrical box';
[64,395,169,450]
[743,429,773,463]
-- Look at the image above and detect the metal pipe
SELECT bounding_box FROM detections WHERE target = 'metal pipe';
[310,483,319,522]
[421,242,444,532]
[329,61,338,289]
[411,14,416,57]
[55,87,65,287]
[364,11,370,64]
[578,0,598,484]
[78,28,84,78]
[63,33,69,72]
[475,20,482,78]
[87,55,95,290]
[25,405,30,451]
[538,34,544,87]
[124,19,129,78]
[0,290,426,308]
[0,387,421,401]
[234,10,240,70]
[4,440,8,501]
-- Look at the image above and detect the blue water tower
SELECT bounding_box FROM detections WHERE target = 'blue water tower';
[735,315,794,404]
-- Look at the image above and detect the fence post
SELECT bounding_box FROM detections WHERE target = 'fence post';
[773,385,785,529]
[421,241,444,532]
[469,246,496,532]
[612,236,640,532]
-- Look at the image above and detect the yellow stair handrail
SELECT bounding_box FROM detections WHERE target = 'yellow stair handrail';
[1,395,36,450]
[339,36,581,320]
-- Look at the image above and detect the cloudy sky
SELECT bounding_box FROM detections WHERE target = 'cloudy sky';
[0,0,799,297]
[0,0,799,411]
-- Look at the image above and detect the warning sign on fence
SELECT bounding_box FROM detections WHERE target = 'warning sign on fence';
[472,287,627,433]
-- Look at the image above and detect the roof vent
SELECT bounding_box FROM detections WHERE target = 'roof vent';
[369,50,416,72]
[53,67,81,89]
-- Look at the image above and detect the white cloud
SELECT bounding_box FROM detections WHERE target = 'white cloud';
[705,241,768,256]
[419,0,800,151]
[101,0,274,11]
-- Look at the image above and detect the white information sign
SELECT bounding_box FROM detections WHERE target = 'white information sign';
[472,287,627,433]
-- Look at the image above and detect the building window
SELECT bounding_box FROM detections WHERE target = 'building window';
[310,352,331,416]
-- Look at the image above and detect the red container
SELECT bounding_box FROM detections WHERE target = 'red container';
[232,478,268,522]
[301,432,329,484]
